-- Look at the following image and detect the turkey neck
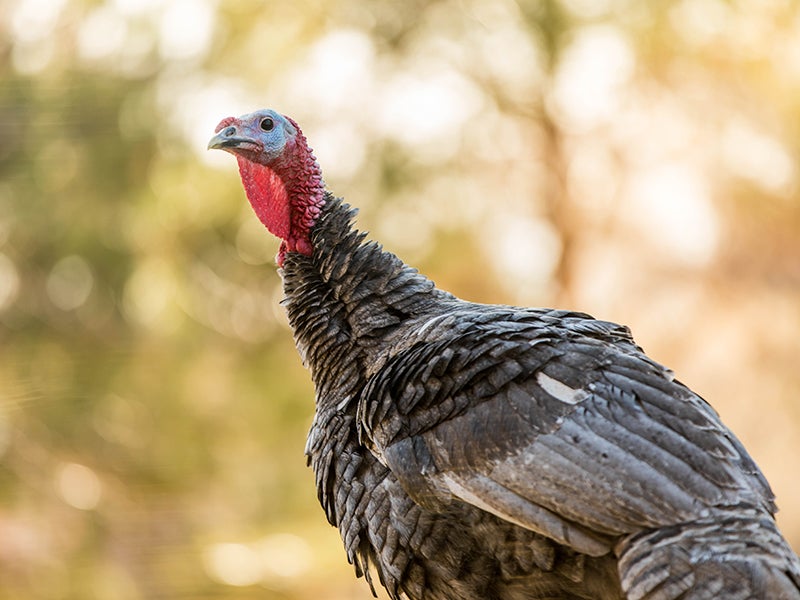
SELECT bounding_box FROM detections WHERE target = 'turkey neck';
[280,194,451,408]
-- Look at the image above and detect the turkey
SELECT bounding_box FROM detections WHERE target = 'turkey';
[208,109,800,600]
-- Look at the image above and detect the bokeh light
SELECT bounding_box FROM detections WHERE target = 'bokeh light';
[1,1,799,599]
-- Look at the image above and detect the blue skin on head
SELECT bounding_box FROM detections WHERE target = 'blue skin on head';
[209,109,298,165]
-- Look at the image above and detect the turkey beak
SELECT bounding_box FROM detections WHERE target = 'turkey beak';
[207,126,256,151]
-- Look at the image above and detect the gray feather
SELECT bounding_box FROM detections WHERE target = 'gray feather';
[282,195,800,600]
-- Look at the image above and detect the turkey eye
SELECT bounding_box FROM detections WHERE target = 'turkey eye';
[260,117,274,132]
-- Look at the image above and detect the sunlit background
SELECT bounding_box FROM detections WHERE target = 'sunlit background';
[1,0,799,598]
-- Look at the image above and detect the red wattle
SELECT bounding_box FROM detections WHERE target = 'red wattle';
[236,157,290,241]
[227,116,325,266]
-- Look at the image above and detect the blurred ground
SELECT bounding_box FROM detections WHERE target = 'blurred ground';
[1,0,799,598]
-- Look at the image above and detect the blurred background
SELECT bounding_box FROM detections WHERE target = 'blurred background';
[1,0,799,598]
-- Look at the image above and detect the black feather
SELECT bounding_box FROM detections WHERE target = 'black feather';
[280,195,800,600]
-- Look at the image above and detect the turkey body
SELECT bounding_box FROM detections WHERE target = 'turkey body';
[283,195,800,600]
